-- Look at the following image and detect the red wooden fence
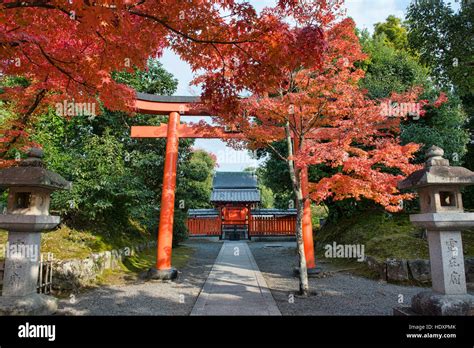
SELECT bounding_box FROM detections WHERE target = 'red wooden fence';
[187,217,221,236]
[249,216,296,236]
[187,215,296,237]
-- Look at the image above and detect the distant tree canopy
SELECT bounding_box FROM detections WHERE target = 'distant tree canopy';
[255,143,292,209]
[178,149,216,210]
[406,0,474,207]
[373,15,409,52]
[113,58,178,96]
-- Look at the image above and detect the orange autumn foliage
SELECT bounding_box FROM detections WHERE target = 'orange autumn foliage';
[197,5,434,212]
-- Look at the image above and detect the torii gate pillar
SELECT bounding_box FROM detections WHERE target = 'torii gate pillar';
[294,135,319,275]
[301,167,317,270]
[148,111,180,280]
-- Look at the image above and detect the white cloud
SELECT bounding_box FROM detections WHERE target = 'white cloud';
[343,0,409,32]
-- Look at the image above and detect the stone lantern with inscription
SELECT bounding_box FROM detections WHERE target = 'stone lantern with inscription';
[0,148,71,315]
[398,146,474,315]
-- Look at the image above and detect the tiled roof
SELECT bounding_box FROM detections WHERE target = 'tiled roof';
[188,208,296,217]
[251,209,297,216]
[213,172,258,189]
[188,209,219,217]
[211,189,261,203]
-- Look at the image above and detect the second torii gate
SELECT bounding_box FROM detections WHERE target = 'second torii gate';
[131,93,317,280]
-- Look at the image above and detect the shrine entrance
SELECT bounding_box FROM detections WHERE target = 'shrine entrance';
[211,171,258,240]
[221,206,250,241]
[131,93,316,280]
[187,171,297,240]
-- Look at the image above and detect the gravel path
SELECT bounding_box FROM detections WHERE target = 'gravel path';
[249,242,427,316]
[56,240,466,316]
[57,240,222,316]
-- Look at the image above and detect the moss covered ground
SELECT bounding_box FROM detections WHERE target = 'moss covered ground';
[96,245,194,286]
[314,210,474,285]
[0,217,198,289]
[316,210,474,262]
[0,219,152,261]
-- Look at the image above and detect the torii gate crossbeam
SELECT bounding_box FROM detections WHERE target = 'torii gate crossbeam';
[131,93,317,280]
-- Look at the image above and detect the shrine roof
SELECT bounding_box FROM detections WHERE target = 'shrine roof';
[211,189,261,203]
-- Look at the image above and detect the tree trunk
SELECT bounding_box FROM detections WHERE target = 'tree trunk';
[285,122,309,296]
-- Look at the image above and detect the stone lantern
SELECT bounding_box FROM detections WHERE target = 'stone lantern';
[0,148,71,315]
[398,146,474,315]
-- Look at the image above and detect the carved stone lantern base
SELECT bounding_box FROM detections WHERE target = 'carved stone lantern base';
[411,291,474,316]
[0,231,58,316]
[0,294,58,316]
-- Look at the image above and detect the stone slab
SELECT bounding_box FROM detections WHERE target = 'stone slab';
[191,241,281,316]
[0,215,60,232]
[411,291,474,316]
[2,232,41,297]
[0,294,58,316]
[410,213,474,231]
[428,230,467,294]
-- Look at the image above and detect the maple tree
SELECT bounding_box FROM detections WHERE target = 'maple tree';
[0,0,449,294]
[195,2,445,294]
[0,0,293,167]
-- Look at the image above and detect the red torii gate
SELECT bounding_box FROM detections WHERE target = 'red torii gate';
[131,93,317,280]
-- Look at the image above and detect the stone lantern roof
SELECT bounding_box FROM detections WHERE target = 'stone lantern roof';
[0,148,71,191]
[398,146,474,190]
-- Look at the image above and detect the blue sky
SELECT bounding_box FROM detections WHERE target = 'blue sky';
[158,0,417,171]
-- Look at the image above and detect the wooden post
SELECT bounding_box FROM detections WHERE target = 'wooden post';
[293,138,317,270]
[149,111,180,280]
[300,166,316,269]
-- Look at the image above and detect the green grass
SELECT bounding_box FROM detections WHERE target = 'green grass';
[122,245,193,273]
[311,204,329,228]
[96,245,194,286]
[316,210,420,246]
[366,233,429,261]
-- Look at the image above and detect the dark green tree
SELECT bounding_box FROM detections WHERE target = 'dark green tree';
[360,33,469,164]
[30,58,215,245]
[406,0,474,98]
[113,58,178,96]
[406,0,474,207]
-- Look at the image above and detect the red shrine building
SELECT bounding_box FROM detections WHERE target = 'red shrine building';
[187,172,296,240]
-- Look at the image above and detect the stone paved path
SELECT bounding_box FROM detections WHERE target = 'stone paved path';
[191,241,281,316]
